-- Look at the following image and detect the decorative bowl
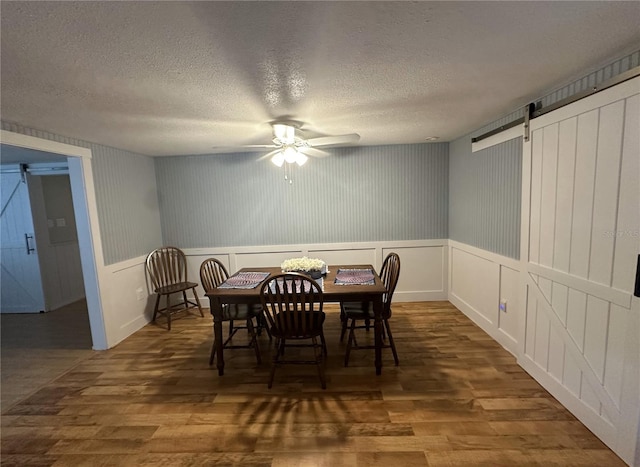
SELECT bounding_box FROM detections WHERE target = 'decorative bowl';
[307,270,323,279]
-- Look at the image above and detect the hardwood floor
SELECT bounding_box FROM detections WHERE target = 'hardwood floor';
[1,302,625,466]
[1,300,94,411]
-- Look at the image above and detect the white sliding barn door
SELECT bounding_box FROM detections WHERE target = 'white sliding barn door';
[0,171,46,312]
[520,77,639,464]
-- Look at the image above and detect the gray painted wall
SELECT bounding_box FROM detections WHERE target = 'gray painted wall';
[155,143,448,248]
[449,136,522,259]
[1,121,163,265]
[41,175,77,244]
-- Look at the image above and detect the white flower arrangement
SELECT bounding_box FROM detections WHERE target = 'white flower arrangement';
[281,256,326,273]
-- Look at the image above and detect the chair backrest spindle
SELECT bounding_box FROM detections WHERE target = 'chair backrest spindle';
[146,246,189,292]
[261,273,323,339]
[380,252,401,317]
[199,258,230,292]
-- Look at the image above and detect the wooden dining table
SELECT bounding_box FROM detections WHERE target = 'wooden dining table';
[205,264,387,376]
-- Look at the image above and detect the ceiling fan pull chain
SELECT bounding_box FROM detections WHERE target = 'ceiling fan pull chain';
[283,163,293,185]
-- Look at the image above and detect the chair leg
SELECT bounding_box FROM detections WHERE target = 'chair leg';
[182,291,189,311]
[192,288,204,316]
[339,307,347,342]
[260,311,273,340]
[344,319,356,367]
[312,336,327,389]
[268,344,280,389]
[229,320,234,336]
[340,315,348,343]
[351,322,358,348]
[223,326,240,347]
[152,294,161,322]
[209,339,216,366]
[268,369,276,389]
[247,319,261,364]
[166,294,172,331]
[384,319,399,366]
[320,331,328,356]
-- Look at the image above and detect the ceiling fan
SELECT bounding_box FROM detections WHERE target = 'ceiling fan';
[251,122,360,167]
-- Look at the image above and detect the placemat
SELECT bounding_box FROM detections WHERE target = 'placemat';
[218,271,270,289]
[334,268,375,285]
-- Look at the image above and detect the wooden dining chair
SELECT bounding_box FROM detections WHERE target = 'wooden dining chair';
[145,246,204,330]
[340,252,401,366]
[199,258,262,366]
[260,273,326,389]
[200,258,254,338]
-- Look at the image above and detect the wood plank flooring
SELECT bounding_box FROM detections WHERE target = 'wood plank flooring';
[1,302,625,466]
[1,300,94,410]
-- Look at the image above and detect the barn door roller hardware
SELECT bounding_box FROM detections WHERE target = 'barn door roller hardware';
[472,65,640,144]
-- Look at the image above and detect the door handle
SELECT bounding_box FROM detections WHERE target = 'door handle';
[25,233,35,255]
[635,254,640,298]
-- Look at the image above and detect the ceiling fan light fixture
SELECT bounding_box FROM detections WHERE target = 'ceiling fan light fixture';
[257,121,361,182]
[283,146,298,164]
[271,151,285,167]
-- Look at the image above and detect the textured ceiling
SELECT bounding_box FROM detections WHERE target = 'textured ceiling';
[1,1,639,157]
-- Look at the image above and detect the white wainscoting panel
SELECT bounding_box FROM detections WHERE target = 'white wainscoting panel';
[103,255,155,347]
[307,248,377,269]
[234,250,304,270]
[448,241,520,355]
[450,247,498,326]
[498,265,519,345]
[186,240,448,303]
[387,245,447,301]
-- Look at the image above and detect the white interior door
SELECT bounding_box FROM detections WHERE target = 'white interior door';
[520,77,639,464]
[0,170,45,312]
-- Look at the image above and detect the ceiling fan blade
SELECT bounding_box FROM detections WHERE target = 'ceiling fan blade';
[299,147,330,158]
[256,149,282,162]
[210,144,277,154]
[306,133,360,147]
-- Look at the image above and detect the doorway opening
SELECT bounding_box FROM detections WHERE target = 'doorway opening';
[0,131,107,350]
